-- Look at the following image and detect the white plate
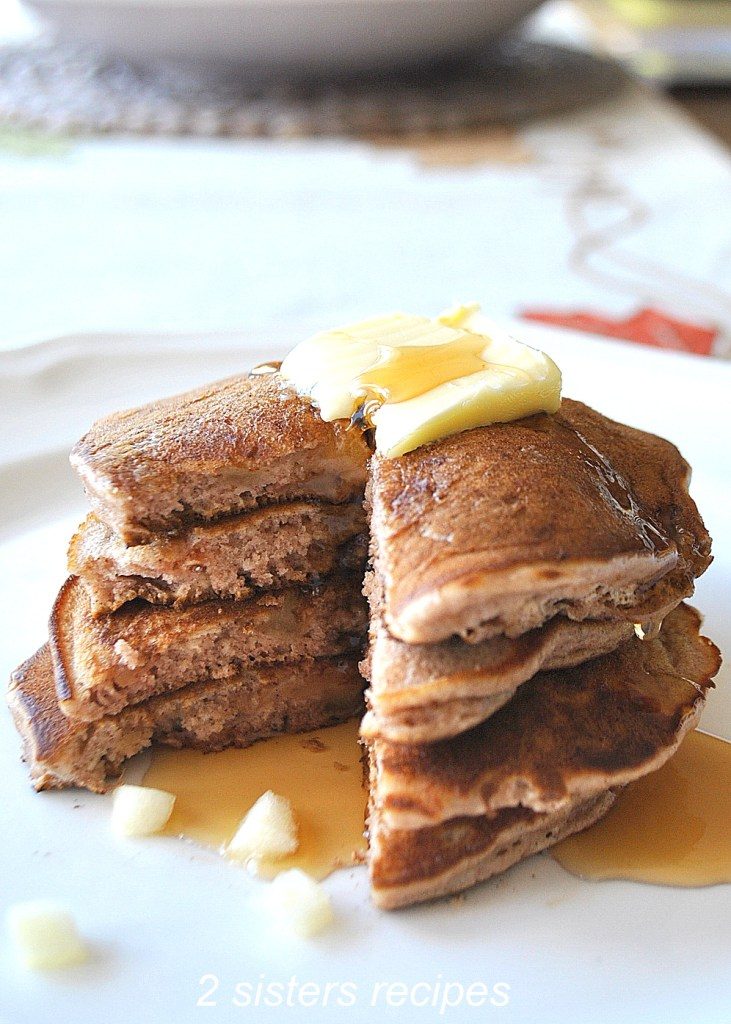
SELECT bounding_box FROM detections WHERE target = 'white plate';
[1,322,730,1024]
[21,0,544,74]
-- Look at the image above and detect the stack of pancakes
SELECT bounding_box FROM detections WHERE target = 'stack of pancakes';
[8,372,719,910]
[360,400,717,907]
[8,373,371,791]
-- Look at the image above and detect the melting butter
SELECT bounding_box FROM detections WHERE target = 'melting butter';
[279,308,562,458]
[551,731,731,887]
[143,719,367,881]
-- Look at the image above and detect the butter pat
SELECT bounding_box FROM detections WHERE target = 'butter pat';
[265,869,334,937]
[7,901,88,970]
[226,791,299,864]
[111,783,175,837]
[279,307,561,458]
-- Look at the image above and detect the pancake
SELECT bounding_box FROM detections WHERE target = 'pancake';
[367,604,720,907]
[368,604,718,832]
[70,503,367,616]
[368,399,711,644]
[51,575,367,721]
[71,371,370,545]
[360,609,661,744]
[369,793,616,910]
[9,646,364,793]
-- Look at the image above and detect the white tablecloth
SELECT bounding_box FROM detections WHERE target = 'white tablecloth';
[0,3,729,353]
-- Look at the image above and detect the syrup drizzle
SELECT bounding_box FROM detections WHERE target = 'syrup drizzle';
[352,335,496,407]
[344,335,495,433]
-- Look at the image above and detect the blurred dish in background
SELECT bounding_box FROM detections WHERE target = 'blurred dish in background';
[20,0,547,76]
[0,37,627,136]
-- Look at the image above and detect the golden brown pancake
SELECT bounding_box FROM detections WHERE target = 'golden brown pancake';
[70,503,366,616]
[367,604,720,908]
[9,646,364,793]
[369,794,616,910]
[369,604,718,831]
[51,575,367,721]
[368,399,711,644]
[360,610,662,744]
[71,371,370,545]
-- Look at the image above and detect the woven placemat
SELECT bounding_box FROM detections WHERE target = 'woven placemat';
[0,37,628,137]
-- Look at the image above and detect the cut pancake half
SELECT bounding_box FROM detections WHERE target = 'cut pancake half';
[70,371,370,544]
[369,792,616,910]
[9,646,364,793]
[367,604,720,907]
[368,399,711,644]
[51,575,367,721]
[360,611,661,744]
[70,503,366,616]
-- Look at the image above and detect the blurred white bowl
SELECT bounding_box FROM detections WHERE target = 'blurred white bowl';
[21,0,546,75]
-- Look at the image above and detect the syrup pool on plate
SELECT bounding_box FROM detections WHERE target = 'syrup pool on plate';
[143,719,367,880]
[144,724,730,888]
[551,731,731,886]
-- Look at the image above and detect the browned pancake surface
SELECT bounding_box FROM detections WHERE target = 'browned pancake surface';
[361,611,645,743]
[367,604,720,907]
[370,605,719,830]
[71,372,370,543]
[368,399,711,643]
[369,793,615,909]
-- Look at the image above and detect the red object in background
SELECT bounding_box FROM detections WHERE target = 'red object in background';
[521,307,718,356]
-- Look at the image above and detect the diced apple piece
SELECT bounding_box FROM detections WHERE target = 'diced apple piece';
[7,900,88,970]
[111,783,175,837]
[265,869,334,937]
[226,791,298,863]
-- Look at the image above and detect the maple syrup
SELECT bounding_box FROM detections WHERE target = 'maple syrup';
[552,731,731,886]
[143,719,367,880]
[353,334,495,408]
[144,721,730,890]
